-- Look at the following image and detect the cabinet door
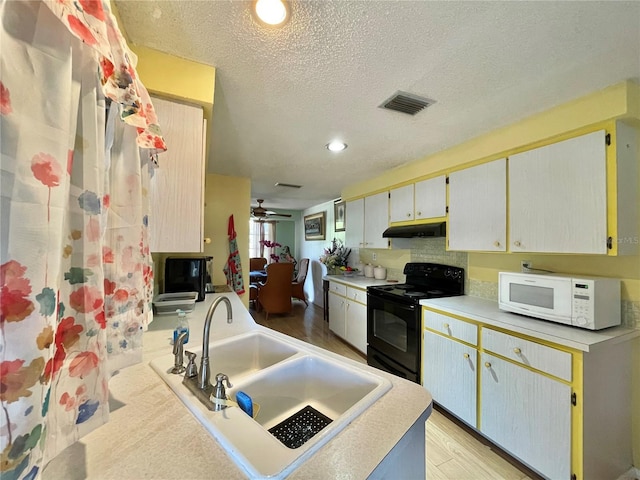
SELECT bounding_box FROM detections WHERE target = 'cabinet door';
[345,198,364,248]
[389,184,414,223]
[481,353,571,480]
[346,299,367,354]
[448,159,506,251]
[414,175,446,220]
[509,130,607,253]
[423,331,477,427]
[364,191,389,248]
[149,97,205,253]
[328,292,346,339]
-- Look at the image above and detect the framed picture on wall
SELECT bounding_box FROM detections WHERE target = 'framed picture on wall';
[304,212,326,241]
[334,201,346,232]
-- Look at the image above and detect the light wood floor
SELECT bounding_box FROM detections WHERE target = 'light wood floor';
[250,301,539,480]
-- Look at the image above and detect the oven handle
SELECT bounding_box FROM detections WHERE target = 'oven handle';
[371,352,409,379]
[367,294,417,311]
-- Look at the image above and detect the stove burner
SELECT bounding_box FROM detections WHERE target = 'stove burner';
[405,291,425,297]
[427,290,444,295]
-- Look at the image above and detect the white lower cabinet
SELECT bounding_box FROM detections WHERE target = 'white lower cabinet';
[345,299,367,354]
[423,330,476,427]
[328,291,346,339]
[422,306,634,480]
[480,352,571,480]
[328,283,367,354]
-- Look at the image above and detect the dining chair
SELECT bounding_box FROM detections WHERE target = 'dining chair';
[291,258,309,306]
[256,262,294,320]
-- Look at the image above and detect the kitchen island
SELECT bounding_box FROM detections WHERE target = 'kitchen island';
[42,292,431,479]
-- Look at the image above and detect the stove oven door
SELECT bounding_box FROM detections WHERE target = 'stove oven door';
[367,293,420,378]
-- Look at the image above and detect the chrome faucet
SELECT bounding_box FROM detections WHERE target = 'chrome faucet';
[181,295,233,411]
[198,295,233,390]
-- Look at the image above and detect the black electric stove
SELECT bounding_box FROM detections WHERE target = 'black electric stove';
[367,263,465,304]
[366,263,465,383]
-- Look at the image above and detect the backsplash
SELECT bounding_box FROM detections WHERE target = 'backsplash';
[359,237,639,330]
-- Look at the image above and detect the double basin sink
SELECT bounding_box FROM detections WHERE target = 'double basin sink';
[150,330,391,478]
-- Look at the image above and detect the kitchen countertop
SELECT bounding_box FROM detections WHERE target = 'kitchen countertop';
[43,292,431,479]
[323,274,401,289]
[421,295,640,352]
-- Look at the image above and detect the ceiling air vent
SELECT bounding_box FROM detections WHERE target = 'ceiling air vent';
[379,91,435,116]
[275,182,302,189]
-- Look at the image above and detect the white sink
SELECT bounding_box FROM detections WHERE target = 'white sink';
[151,330,391,479]
[183,330,299,379]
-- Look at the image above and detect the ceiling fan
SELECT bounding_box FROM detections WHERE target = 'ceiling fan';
[251,199,292,219]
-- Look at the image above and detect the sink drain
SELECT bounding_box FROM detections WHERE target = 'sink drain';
[268,405,333,449]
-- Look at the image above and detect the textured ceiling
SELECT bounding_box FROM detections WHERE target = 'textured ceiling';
[115,1,640,210]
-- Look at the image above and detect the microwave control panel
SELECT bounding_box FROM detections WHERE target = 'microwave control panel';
[572,279,594,326]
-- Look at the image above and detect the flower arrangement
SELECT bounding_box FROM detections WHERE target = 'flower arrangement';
[260,240,282,263]
[319,238,351,271]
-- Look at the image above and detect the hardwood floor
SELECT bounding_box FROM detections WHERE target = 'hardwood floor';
[250,301,538,480]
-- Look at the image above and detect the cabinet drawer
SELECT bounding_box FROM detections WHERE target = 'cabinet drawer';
[329,282,346,296]
[482,329,571,382]
[346,287,366,305]
[424,311,477,346]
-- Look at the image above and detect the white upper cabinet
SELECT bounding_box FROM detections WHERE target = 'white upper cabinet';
[509,130,607,254]
[345,198,364,248]
[389,176,446,224]
[389,184,414,223]
[149,97,205,253]
[364,191,389,248]
[346,192,389,249]
[414,176,447,220]
[448,159,506,251]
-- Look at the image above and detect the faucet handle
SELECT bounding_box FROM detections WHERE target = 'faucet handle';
[215,373,233,389]
[184,351,198,378]
[212,373,233,403]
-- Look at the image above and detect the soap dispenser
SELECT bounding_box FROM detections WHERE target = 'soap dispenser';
[173,309,190,345]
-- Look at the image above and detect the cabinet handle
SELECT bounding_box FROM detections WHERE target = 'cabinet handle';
[443,323,450,329]
[513,347,521,355]
[514,240,521,247]
[417,211,422,216]
[463,353,469,359]
[484,362,491,368]
[493,240,500,247]
[407,213,411,218]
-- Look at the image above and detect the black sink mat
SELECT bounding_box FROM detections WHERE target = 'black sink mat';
[268,405,333,449]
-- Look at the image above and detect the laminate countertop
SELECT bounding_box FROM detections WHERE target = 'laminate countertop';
[323,274,400,289]
[43,292,431,479]
[421,295,639,352]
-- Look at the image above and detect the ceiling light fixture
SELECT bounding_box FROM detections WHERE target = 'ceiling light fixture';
[326,141,348,152]
[254,0,289,26]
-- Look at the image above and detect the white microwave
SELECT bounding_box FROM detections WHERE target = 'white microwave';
[498,272,620,330]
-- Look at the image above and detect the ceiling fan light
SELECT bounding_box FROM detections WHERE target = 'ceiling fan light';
[326,141,347,152]
[254,0,288,26]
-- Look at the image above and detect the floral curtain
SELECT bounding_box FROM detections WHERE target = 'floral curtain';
[0,1,163,478]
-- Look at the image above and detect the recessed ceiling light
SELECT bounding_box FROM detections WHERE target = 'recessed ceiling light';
[326,141,348,152]
[254,0,289,26]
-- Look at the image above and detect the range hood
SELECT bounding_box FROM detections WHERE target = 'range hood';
[382,222,446,238]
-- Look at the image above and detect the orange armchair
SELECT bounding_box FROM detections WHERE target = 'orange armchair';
[256,262,294,320]
[292,258,309,306]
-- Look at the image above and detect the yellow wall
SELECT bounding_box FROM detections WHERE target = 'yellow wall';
[342,80,640,465]
[130,45,215,123]
[203,174,251,308]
